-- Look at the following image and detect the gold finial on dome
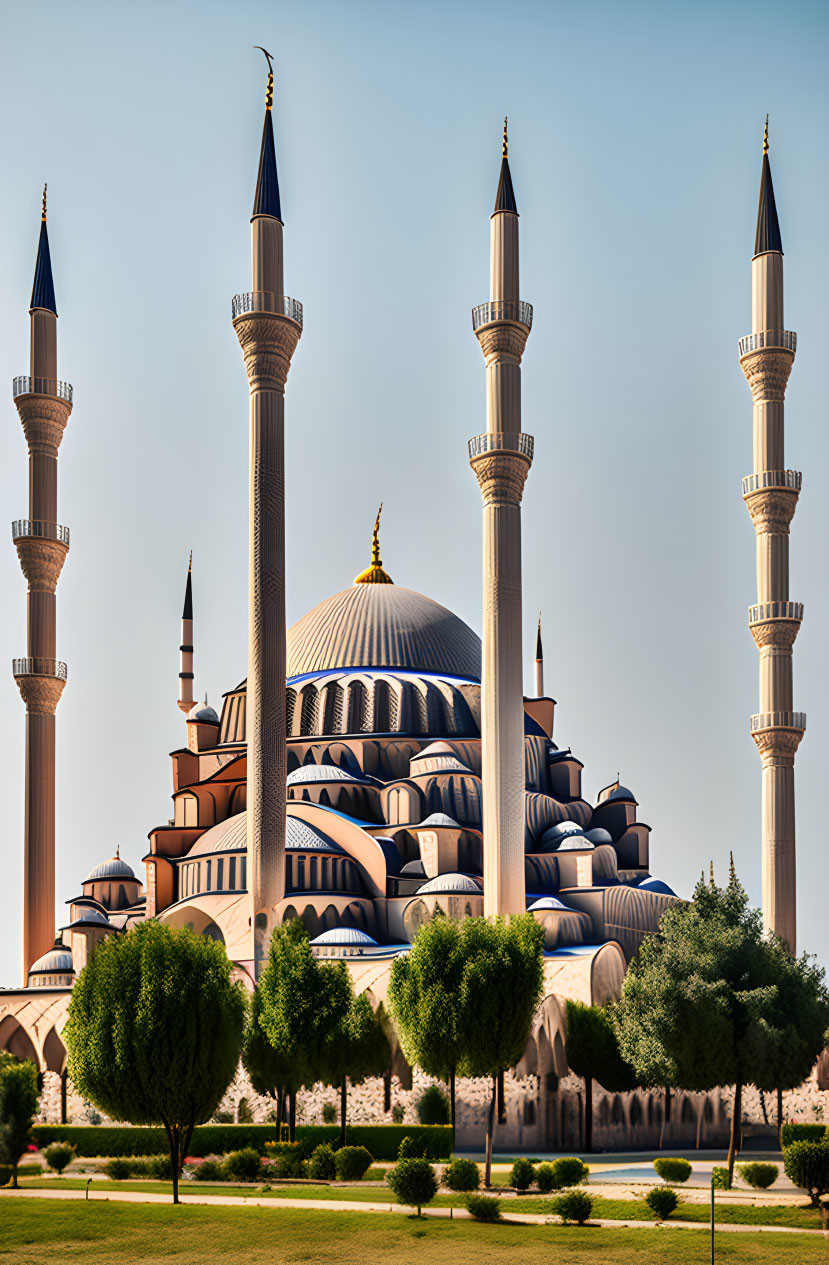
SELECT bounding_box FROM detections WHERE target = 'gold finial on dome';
[502,117,508,158]
[354,504,394,585]
[41,183,47,222]
[763,113,769,155]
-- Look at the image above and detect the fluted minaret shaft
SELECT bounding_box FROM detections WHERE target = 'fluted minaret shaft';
[233,68,301,975]
[740,125,803,950]
[469,126,533,918]
[13,199,71,976]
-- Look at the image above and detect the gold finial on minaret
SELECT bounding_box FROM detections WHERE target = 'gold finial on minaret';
[354,504,393,585]
[709,860,715,888]
[41,183,47,222]
[188,549,192,572]
[502,117,508,158]
[255,46,274,110]
[729,850,736,883]
[763,114,769,155]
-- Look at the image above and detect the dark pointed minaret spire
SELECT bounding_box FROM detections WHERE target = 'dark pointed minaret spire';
[178,552,195,715]
[252,47,282,221]
[754,115,782,257]
[534,614,544,697]
[182,550,193,619]
[494,117,517,214]
[31,184,57,314]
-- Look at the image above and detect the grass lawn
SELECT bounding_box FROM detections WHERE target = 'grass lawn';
[0,1200,826,1265]
[15,1177,823,1230]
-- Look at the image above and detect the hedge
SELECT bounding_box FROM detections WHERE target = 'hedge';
[781,1123,828,1147]
[31,1123,452,1162]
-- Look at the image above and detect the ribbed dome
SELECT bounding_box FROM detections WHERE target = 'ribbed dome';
[287,585,481,681]
[29,943,73,975]
[84,855,137,883]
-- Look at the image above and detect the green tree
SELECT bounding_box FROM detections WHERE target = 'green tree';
[317,974,389,1145]
[0,1058,40,1188]
[457,914,545,1186]
[63,920,246,1203]
[242,985,295,1132]
[388,913,467,1126]
[565,1001,638,1152]
[615,869,829,1184]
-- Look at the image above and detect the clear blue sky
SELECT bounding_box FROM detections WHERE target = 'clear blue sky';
[1,0,827,983]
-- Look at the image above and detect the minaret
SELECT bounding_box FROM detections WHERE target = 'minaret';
[12,186,72,975]
[469,120,533,918]
[740,118,804,950]
[535,615,544,697]
[177,553,195,714]
[232,52,302,973]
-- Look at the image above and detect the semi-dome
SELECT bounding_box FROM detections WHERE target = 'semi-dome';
[287,763,372,786]
[84,853,137,883]
[528,896,571,912]
[417,873,481,895]
[287,584,481,681]
[29,942,73,975]
[311,927,378,946]
[187,699,219,725]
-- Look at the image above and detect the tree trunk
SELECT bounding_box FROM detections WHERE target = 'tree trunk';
[289,1090,296,1143]
[777,1087,783,1150]
[171,1124,180,1205]
[726,1081,742,1184]
[484,1075,497,1188]
[383,1071,391,1113]
[276,1086,285,1139]
[658,1086,671,1150]
[449,1067,456,1132]
[340,1078,348,1148]
[497,1071,506,1124]
[60,1070,68,1125]
[695,1100,702,1150]
[584,1075,593,1153]
[11,1163,17,1189]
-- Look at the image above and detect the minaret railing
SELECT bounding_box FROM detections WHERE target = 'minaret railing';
[742,470,801,496]
[12,376,73,402]
[12,658,68,681]
[231,292,303,324]
[748,601,803,624]
[750,711,806,733]
[472,299,533,331]
[468,432,534,460]
[11,520,70,545]
[738,329,797,358]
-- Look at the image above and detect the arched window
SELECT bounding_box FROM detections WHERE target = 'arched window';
[347,682,365,734]
[300,687,318,736]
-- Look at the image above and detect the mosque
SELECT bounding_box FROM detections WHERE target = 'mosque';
[0,67,808,1148]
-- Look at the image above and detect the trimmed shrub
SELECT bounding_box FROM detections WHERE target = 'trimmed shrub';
[307,1143,337,1181]
[148,1154,173,1181]
[551,1156,589,1188]
[416,1086,451,1126]
[510,1157,536,1191]
[783,1140,829,1207]
[192,1157,224,1182]
[781,1123,828,1147]
[653,1157,692,1184]
[536,1162,557,1193]
[44,1142,75,1175]
[321,1103,337,1125]
[223,1148,262,1182]
[645,1187,679,1219]
[398,1134,428,1159]
[386,1157,438,1216]
[465,1193,500,1221]
[711,1166,732,1190]
[264,1141,306,1178]
[737,1162,778,1190]
[104,1158,133,1180]
[335,1146,373,1182]
[443,1158,480,1193]
[553,1190,593,1224]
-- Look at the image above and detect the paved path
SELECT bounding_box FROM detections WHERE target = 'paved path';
[3,1186,827,1237]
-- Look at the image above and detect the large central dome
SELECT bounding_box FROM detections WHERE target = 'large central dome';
[287,584,481,681]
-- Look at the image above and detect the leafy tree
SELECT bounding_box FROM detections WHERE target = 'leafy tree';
[0,1058,39,1188]
[63,920,246,1203]
[386,1155,438,1215]
[615,868,829,1184]
[565,1001,638,1152]
[457,914,545,1186]
[388,913,466,1126]
[242,984,296,1132]
[318,982,390,1146]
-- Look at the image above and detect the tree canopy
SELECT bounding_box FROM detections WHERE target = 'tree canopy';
[0,1057,40,1187]
[64,920,246,1202]
[318,984,390,1144]
[565,1001,638,1151]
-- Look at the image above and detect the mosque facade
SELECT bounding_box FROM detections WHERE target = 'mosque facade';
[0,72,809,1147]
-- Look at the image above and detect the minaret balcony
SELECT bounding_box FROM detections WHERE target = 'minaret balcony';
[750,711,806,735]
[12,658,68,681]
[472,300,533,332]
[742,470,801,496]
[738,329,796,359]
[12,376,73,403]
[12,520,70,546]
[231,292,303,326]
[468,432,534,461]
[748,601,803,625]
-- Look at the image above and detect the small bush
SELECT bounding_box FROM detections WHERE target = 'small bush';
[223,1147,262,1182]
[308,1143,337,1181]
[537,1162,557,1193]
[416,1086,451,1126]
[653,1156,692,1184]
[737,1161,778,1190]
[645,1187,679,1219]
[149,1154,173,1180]
[553,1190,593,1224]
[711,1166,732,1190]
[192,1157,225,1182]
[465,1193,500,1221]
[321,1102,337,1125]
[782,1140,829,1207]
[391,1104,404,1124]
[443,1158,480,1192]
[104,1158,132,1181]
[551,1156,589,1188]
[44,1142,75,1175]
[335,1145,373,1181]
[510,1157,536,1191]
[781,1123,828,1147]
[212,1111,234,1124]
[398,1134,428,1159]
[264,1141,306,1178]
[387,1156,438,1215]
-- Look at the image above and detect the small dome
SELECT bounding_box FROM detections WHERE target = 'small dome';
[417,872,481,895]
[557,836,594,852]
[84,854,137,883]
[29,942,73,975]
[61,909,113,931]
[400,859,426,877]
[287,764,371,786]
[187,699,219,725]
[416,813,462,830]
[540,821,584,848]
[286,817,345,853]
[310,927,378,946]
[584,827,614,846]
[596,780,638,806]
[527,896,571,912]
[639,877,677,896]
